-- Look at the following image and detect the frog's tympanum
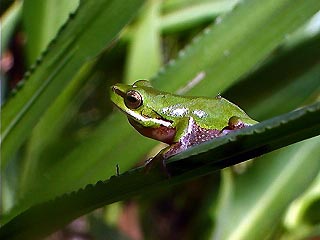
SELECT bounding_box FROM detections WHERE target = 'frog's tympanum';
[111,80,257,172]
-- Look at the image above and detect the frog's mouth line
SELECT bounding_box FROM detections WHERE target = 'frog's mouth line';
[112,86,172,127]
[112,100,172,128]
[126,109,172,128]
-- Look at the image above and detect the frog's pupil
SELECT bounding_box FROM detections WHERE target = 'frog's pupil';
[125,90,142,109]
[127,96,137,103]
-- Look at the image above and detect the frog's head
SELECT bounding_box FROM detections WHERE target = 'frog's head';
[110,80,172,128]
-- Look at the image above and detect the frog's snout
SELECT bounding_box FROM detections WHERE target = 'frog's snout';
[111,85,127,99]
[111,85,120,95]
[111,85,118,93]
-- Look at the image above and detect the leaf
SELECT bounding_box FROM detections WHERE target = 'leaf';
[0,101,319,240]
[152,0,320,96]
[125,0,162,82]
[19,60,98,194]
[283,172,320,239]
[223,14,320,119]
[160,0,238,33]
[5,0,319,224]
[1,0,22,53]
[213,137,320,240]
[22,0,79,64]
[1,0,145,167]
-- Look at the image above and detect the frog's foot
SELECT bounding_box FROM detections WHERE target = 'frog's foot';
[144,155,171,177]
[220,116,246,136]
[144,142,184,177]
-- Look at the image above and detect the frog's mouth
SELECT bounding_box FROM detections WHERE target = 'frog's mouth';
[111,96,172,128]
[126,110,173,128]
[111,85,172,128]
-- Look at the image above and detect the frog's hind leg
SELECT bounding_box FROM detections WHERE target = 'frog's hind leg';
[220,116,246,136]
[182,118,220,146]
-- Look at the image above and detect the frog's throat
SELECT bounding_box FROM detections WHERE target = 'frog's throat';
[128,117,176,144]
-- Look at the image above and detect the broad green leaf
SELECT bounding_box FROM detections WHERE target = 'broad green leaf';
[223,14,320,119]
[22,0,79,64]
[152,0,320,96]
[160,0,238,33]
[161,0,217,13]
[1,0,145,167]
[8,113,155,219]
[125,0,162,82]
[19,60,98,195]
[185,16,320,238]
[6,0,319,223]
[249,63,320,119]
[205,18,320,233]
[282,173,320,239]
[0,101,319,239]
[2,0,320,238]
[212,137,320,240]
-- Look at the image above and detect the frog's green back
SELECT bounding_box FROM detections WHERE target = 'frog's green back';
[140,87,257,130]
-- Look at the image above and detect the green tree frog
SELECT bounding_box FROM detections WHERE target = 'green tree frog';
[110,80,257,171]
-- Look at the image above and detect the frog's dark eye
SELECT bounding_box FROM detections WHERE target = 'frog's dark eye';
[125,90,142,109]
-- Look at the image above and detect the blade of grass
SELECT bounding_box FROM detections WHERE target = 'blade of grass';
[19,60,97,195]
[212,137,320,240]
[283,172,320,238]
[1,0,145,168]
[1,0,22,53]
[160,0,238,33]
[152,0,320,96]
[190,20,320,236]
[0,101,319,239]
[223,15,320,119]
[125,0,162,82]
[7,0,319,222]
[22,0,79,64]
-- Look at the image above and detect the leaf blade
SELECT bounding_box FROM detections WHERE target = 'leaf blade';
[1,0,145,167]
[1,101,319,239]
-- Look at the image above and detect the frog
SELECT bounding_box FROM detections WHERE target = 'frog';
[110,80,257,173]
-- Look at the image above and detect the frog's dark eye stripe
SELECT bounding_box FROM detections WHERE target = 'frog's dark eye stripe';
[125,90,142,109]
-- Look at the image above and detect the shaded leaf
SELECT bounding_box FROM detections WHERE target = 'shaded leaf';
[1,0,145,167]
[22,0,79,64]
[0,101,319,239]
[213,137,320,240]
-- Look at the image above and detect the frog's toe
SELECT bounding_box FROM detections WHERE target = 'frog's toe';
[228,116,245,130]
[144,157,171,177]
[219,128,233,136]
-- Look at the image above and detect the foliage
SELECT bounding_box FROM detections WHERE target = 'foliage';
[1,0,320,239]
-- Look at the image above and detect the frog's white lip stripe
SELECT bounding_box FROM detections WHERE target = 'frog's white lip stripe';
[125,109,172,127]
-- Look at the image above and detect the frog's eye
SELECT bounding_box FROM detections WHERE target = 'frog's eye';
[125,90,142,109]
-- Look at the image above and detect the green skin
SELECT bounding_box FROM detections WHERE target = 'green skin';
[111,80,257,170]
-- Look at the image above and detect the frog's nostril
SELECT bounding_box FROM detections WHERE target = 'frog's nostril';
[112,86,126,98]
[112,86,121,94]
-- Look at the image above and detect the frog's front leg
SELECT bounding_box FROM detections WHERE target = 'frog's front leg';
[145,117,220,174]
[144,117,190,175]
[144,143,183,176]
